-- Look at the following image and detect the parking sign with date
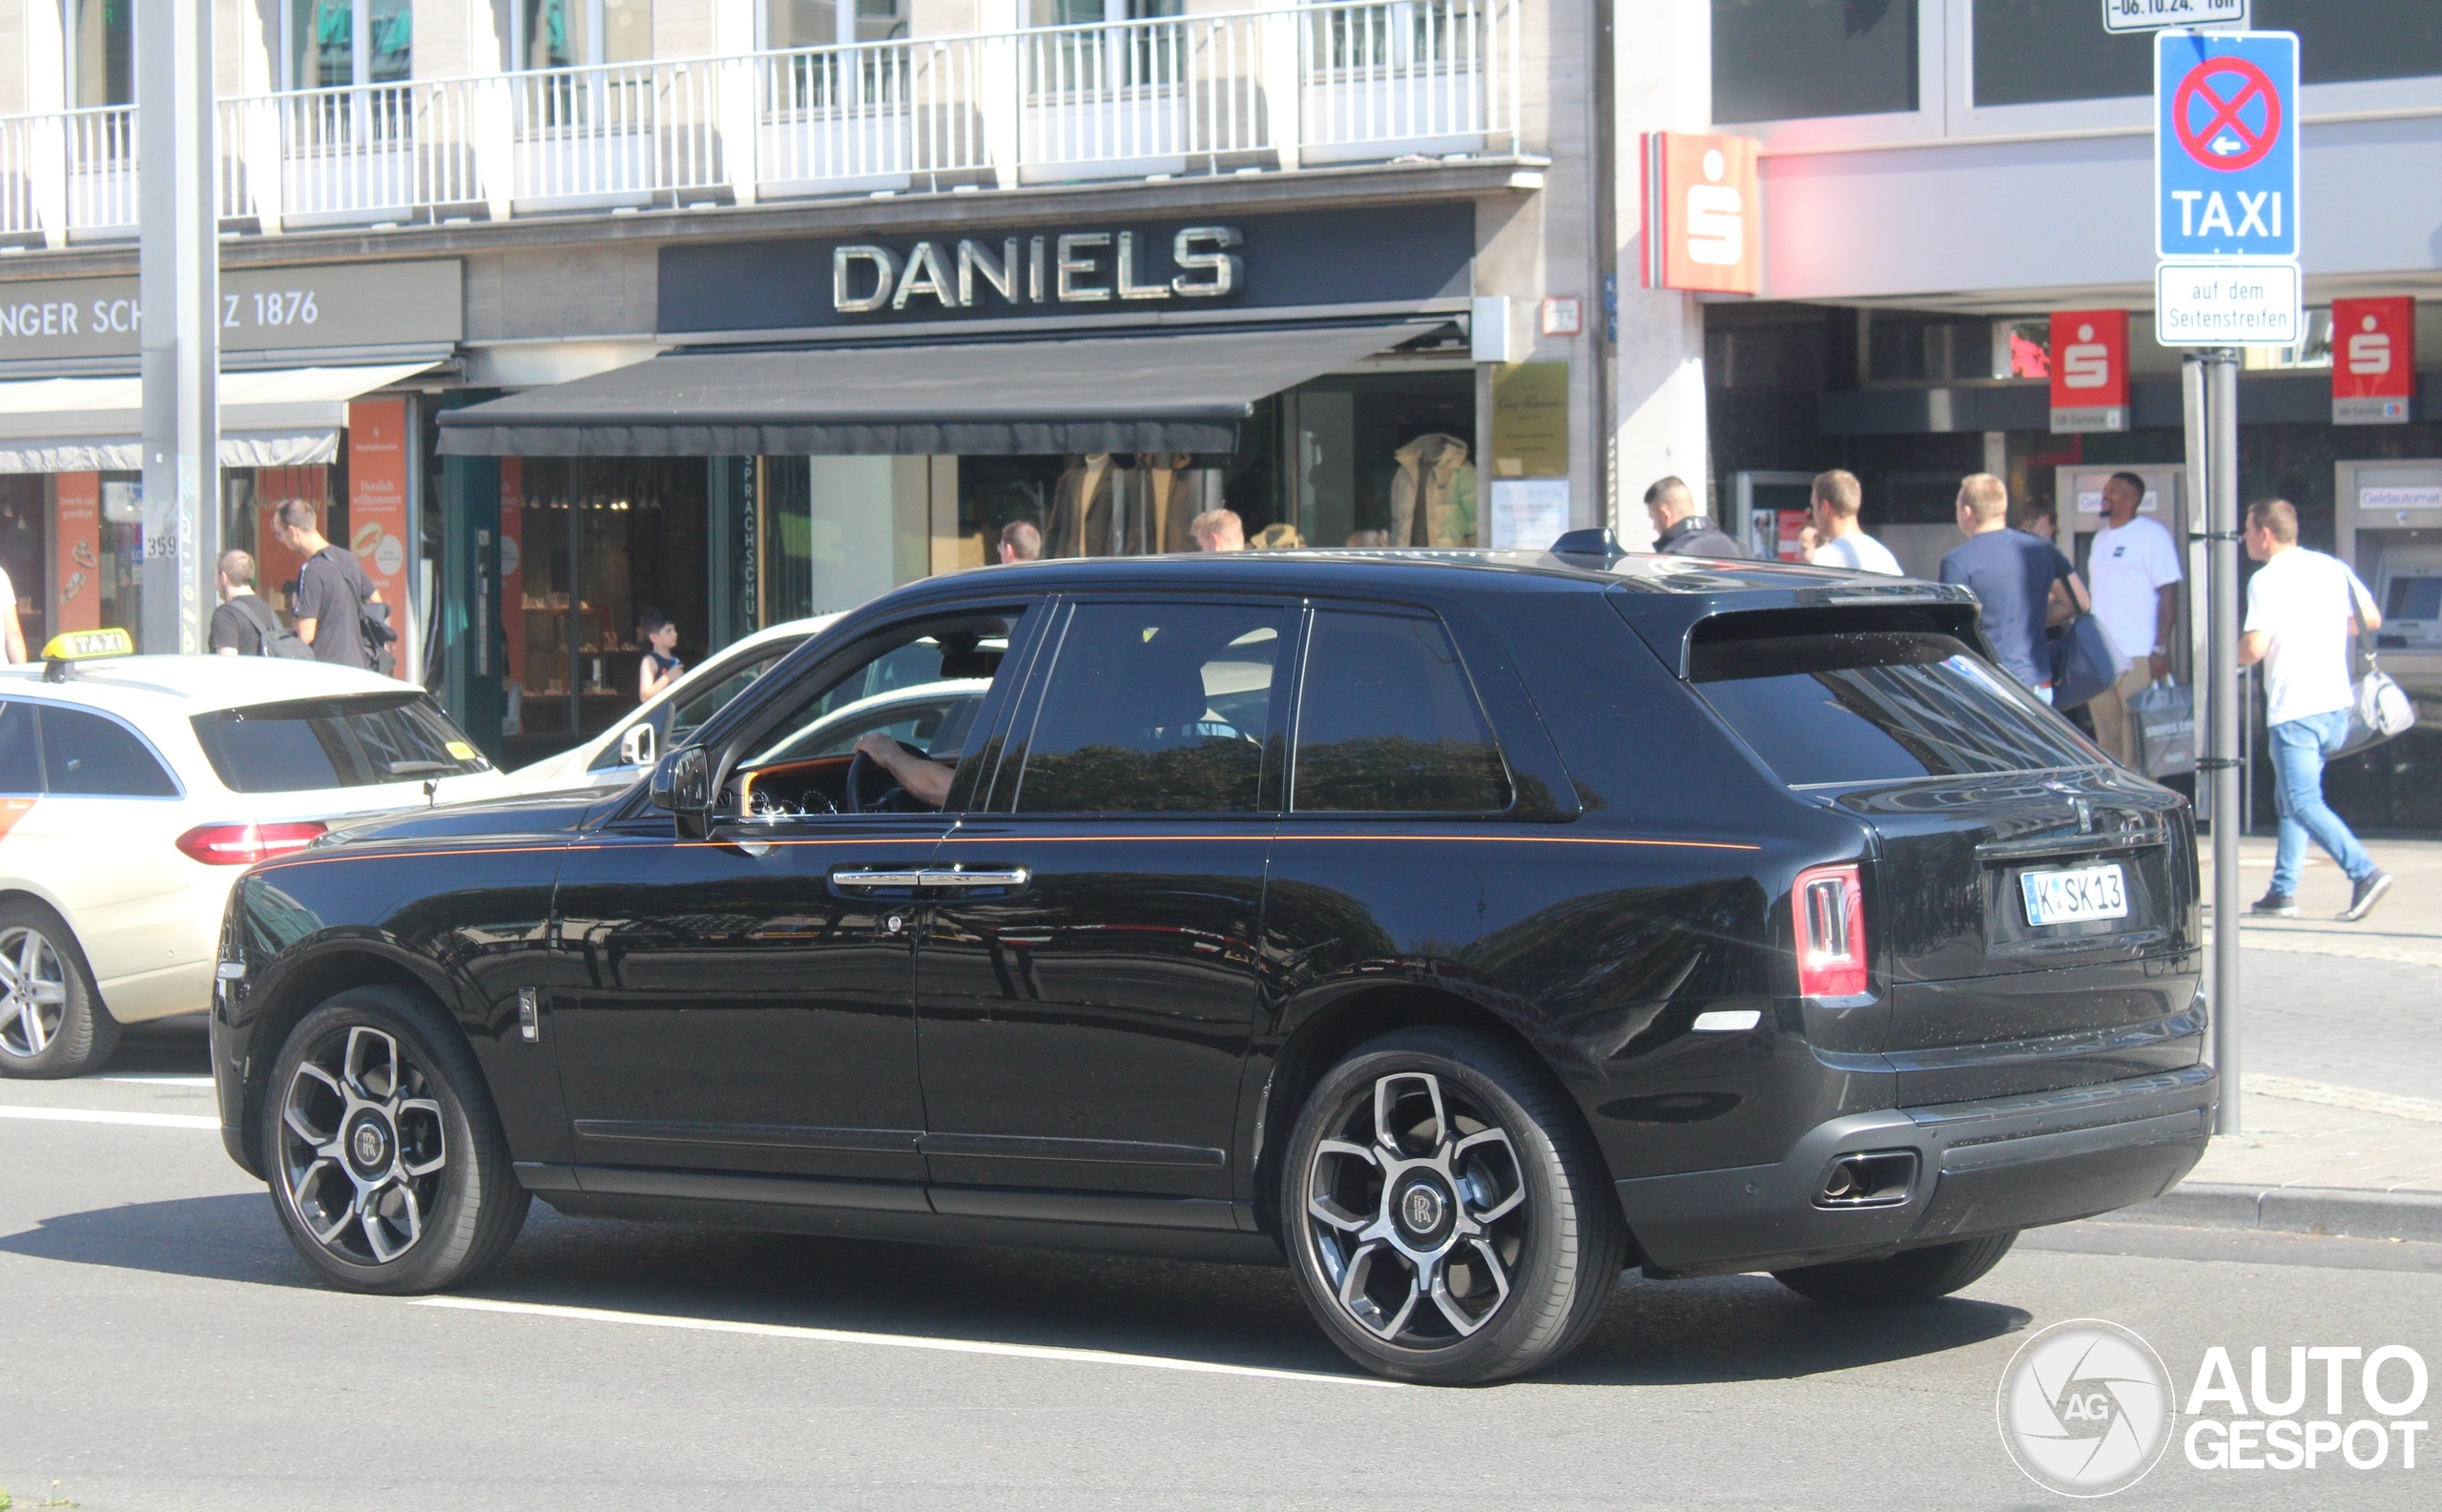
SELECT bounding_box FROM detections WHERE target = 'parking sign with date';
[2156,30,2297,260]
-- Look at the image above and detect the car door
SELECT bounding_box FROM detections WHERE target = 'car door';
[914,595,1293,1222]
[0,700,196,1014]
[547,607,1033,1209]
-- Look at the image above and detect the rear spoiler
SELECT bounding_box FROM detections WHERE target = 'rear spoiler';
[1608,584,1989,679]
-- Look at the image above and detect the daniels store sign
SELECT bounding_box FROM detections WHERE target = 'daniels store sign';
[657,204,1476,336]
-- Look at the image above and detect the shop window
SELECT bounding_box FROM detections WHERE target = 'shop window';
[1012,601,1290,815]
[1292,610,1509,814]
[286,0,412,91]
[1289,369,1478,549]
[501,459,708,763]
[1973,0,2442,108]
[1712,0,1918,124]
[66,0,135,109]
[518,0,652,70]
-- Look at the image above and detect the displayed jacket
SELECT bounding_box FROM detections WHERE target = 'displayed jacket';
[1045,454,1116,557]
[1391,434,1479,548]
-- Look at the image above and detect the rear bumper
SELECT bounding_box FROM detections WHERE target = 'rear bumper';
[1614,1065,2215,1276]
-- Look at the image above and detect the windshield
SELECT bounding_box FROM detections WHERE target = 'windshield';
[193,694,494,793]
[1690,631,2102,787]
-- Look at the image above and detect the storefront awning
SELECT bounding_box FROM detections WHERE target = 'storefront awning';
[0,362,437,473]
[434,321,1454,457]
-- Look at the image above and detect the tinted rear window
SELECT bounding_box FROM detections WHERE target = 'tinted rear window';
[193,694,492,793]
[41,705,177,796]
[1691,631,2101,785]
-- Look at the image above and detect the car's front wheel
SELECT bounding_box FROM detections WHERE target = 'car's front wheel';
[0,900,117,1079]
[1281,1027,1625,1385]
[1771,1231,2018,1307]
[264,986,528,1294]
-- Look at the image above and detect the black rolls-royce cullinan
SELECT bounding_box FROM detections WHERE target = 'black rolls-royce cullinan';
[211,542,2214,1384]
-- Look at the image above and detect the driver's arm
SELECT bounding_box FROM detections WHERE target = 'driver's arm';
[853,732,954,809]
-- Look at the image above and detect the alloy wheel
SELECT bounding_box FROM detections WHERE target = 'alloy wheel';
[278,1025,449,1266]
[1303,1069,1529,1346]
[0,924,69,1062]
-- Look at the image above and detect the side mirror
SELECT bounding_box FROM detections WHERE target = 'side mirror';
[648,746,712,830]
[619,721,656,768]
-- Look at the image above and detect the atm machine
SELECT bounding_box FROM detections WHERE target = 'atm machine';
[2056,463,2198,683]
[1729,470,1816,562]
[2337,460,2442,713]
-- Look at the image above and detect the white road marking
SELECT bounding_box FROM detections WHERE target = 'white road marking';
[97,1074,216,1087]
[411,1295,1402,1388]
[0,1105,218,1129]
[2245,1074,2442,1125]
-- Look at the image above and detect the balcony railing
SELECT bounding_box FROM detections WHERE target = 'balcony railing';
[0,1,1521,243]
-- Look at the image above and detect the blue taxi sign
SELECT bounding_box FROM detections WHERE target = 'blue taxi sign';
[2155,29,2297,260]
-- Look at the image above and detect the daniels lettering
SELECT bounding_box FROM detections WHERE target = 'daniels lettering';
[834,226,1241,316]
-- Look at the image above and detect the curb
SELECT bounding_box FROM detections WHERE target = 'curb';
[2109,1183,2442,1245]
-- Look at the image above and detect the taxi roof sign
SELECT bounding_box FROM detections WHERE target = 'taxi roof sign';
[41,628,136,680]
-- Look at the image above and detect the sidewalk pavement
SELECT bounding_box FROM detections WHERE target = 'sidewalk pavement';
[2115,834,2442,1242]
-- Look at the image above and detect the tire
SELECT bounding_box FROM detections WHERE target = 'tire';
[262,985,529,1294]
[1280,1026,1625,1385]
[0,900,119,1079]
[1771,1231,2018,1307]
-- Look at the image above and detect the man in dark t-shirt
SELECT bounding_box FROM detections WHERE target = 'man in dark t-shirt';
[1940,473,2060,699]
[208,549,274,654]
[271,499,379,670]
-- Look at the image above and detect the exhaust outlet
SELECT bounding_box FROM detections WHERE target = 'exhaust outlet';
[1813,1150,1919,1209]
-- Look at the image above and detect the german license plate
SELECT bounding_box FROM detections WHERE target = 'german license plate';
[2020,863,2129,927]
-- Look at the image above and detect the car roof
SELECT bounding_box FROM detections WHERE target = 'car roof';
[0,655,418,715]
[891,546,1942,597]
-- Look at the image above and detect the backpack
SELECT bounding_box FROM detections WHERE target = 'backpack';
[232,594,316,661]
[316,547,398,676]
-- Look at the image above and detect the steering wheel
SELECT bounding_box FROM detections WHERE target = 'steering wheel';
[844,738,931,814]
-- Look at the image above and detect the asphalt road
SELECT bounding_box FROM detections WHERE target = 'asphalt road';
[3,1028,2436,1511]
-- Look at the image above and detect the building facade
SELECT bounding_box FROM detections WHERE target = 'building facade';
[0,0,1608,766]
[1649,0,2442,828]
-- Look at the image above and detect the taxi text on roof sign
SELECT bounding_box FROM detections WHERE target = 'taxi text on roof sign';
[2155,29,2297,261]
[40,628,135,663]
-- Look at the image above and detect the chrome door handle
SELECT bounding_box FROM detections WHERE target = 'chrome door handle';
[831,867,928,889]
[916,867,1031,890]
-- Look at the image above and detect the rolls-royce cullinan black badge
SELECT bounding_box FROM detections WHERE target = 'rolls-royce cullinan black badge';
[212,545,2212,1384]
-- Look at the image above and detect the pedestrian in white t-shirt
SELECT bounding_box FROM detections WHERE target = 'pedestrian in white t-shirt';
[2237,498,2390,922]
[2082,472,2183,767]
[1800,468,1903,575]
[0,564,23,664]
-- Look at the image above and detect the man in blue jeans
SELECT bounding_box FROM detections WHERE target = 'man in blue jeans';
[2238,499,2391,921]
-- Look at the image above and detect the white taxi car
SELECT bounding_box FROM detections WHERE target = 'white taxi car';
[0,632,507,1079]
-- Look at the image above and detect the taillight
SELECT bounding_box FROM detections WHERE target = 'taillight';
[176,821,327,866]
[1793,862,1869,998]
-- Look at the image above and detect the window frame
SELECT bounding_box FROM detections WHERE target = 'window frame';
[981,592,1303,820]
[9,698,186,800]
[1723,2,2442,150]
[1281,599,1521,820]
[669,598,1045,829]
[280,0,413,93]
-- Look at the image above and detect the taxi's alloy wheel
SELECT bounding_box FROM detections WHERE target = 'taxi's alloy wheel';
[1282,1027,1624,1385]
[265,987,528,1294]
[0,901,117,1079]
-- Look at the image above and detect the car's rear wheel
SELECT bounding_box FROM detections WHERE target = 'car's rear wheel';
[0,901,117,1079]
[1281,1027,1624,1385]
[1771,1231,2018,1307]
[264,986,528,1294]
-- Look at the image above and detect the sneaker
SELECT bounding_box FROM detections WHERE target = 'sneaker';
[2340,871,2394,922]
[2248,891,2298,918]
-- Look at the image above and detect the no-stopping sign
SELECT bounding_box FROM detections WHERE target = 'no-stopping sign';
[2156,31,2298,259]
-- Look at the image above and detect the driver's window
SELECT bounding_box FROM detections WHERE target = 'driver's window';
[722,613,1018,819]
[1005,601,1293,815]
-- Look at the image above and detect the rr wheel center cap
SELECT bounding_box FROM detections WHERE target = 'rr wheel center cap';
[1394,1177,1453,1242]
[347,1115,392,1175]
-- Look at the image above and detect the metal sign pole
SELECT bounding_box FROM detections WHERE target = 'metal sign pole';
[136,0,218,655]
[2206,348,2243,1136]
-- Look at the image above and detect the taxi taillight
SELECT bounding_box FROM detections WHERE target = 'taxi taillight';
[176,821,327,866]
[1794,862,1869,999]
